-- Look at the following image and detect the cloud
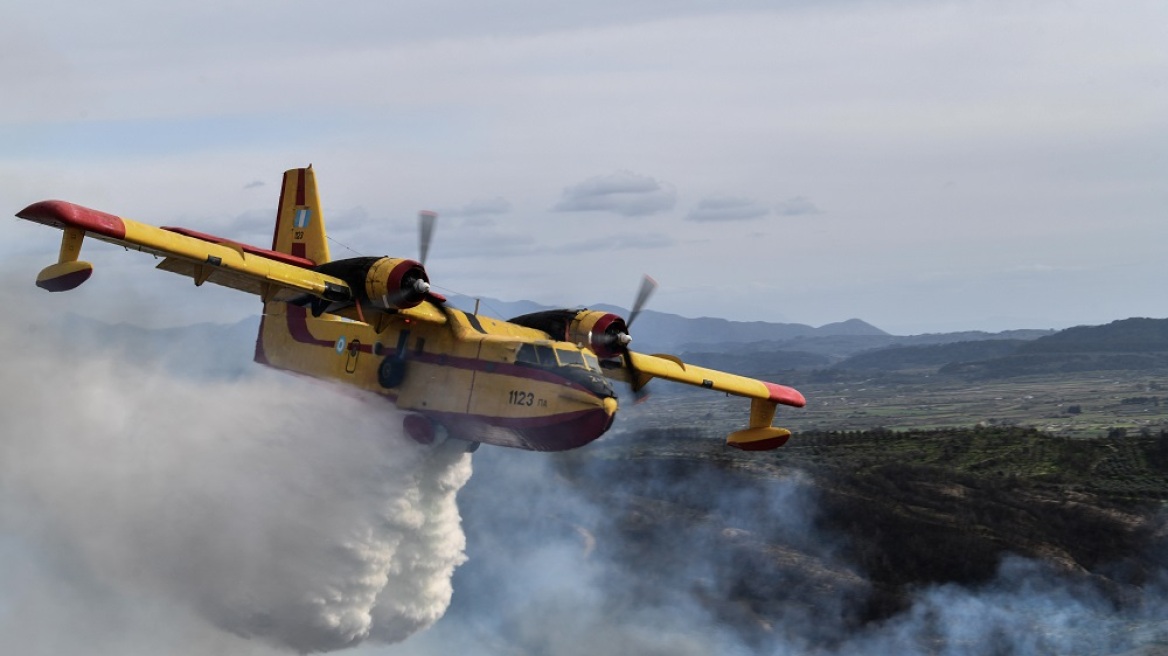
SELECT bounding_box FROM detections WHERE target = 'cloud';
[243,180,265,189]
[553,232,676,254]
[224,208,277,237]
[775,195,822,216]
[554,171,677,217]
[442,196,512,217]
[685,195,770,222]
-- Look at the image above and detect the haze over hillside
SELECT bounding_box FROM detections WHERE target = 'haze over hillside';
[444,293,1052,354]
[62,303,1168,387]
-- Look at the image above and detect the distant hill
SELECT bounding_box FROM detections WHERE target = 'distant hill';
[704,319,1168,380]
[1019,317,1168,354]
[926,318,1168,378]
[444,295,550,321]
[675,349,832,377]
[602,310,888,352]
[816,318,889,336]
[836,339,1029,371]
[57,314,260,379]
[73,305,1168,381]
[812,319,1168,378]
[445,293,890,351]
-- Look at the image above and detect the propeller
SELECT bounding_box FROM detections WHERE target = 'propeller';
[626,274,656,330]
[383,210,437,306]
[620,275,657,401]
[363,210,438,308]
[418,210,437,267]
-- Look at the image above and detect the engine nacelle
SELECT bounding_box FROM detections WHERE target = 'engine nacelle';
[365,257,430,309]
[314,256,431,310]
[569,310,629,358]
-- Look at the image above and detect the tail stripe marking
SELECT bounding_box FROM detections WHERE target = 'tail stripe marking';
[272,172,289,250]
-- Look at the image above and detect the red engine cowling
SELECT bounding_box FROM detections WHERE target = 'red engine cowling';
[569,310,629,358]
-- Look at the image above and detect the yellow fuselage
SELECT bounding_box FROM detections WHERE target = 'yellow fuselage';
[256,301,618,451]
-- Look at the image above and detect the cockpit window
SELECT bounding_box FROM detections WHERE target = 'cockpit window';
[517,343,598,371]
[516,343,540,365]
[534,345,557,366]
[555,348,586,368]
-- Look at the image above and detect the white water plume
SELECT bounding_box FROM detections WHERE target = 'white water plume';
[0,300,471,652]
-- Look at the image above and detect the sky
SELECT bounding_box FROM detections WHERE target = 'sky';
[3,0,1167,334]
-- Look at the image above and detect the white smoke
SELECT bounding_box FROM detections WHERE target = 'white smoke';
[439,443,1168,656]
[0,290,471,652]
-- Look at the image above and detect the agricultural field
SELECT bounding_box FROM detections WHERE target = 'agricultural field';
[619,369,1168,440]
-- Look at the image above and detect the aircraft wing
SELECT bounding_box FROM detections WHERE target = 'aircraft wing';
[608,350,806,451]
[16,200,353,304]
[625,351,805,407]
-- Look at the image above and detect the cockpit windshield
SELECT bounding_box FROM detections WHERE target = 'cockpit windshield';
[517,343,558,366]
[555,348,586,368]
[583,353,600,371]
[516,343,599,372]
[512,341,614,398]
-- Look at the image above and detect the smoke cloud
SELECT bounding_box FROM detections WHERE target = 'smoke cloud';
[437,439,1168,655]
[0,286,471,653]
[5,280,1168,655]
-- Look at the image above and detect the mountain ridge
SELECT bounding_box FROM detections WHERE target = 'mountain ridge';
[59,302,1168,380]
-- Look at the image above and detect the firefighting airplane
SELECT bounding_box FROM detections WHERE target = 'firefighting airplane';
[16,166,805,452]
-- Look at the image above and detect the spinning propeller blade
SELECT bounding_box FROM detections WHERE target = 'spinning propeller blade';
[621,274,657,401]
[418,210,437,266]
[626,274,657,329]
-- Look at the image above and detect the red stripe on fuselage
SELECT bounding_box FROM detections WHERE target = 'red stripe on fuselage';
[281,305,597,395]
[286,305,336,347]
[266,305,616,451]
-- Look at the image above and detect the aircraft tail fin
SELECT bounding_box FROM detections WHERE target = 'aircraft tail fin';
[272,166,331,265]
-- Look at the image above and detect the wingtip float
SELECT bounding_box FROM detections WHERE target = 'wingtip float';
[16,168,805,453]
[18,200,117,292]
